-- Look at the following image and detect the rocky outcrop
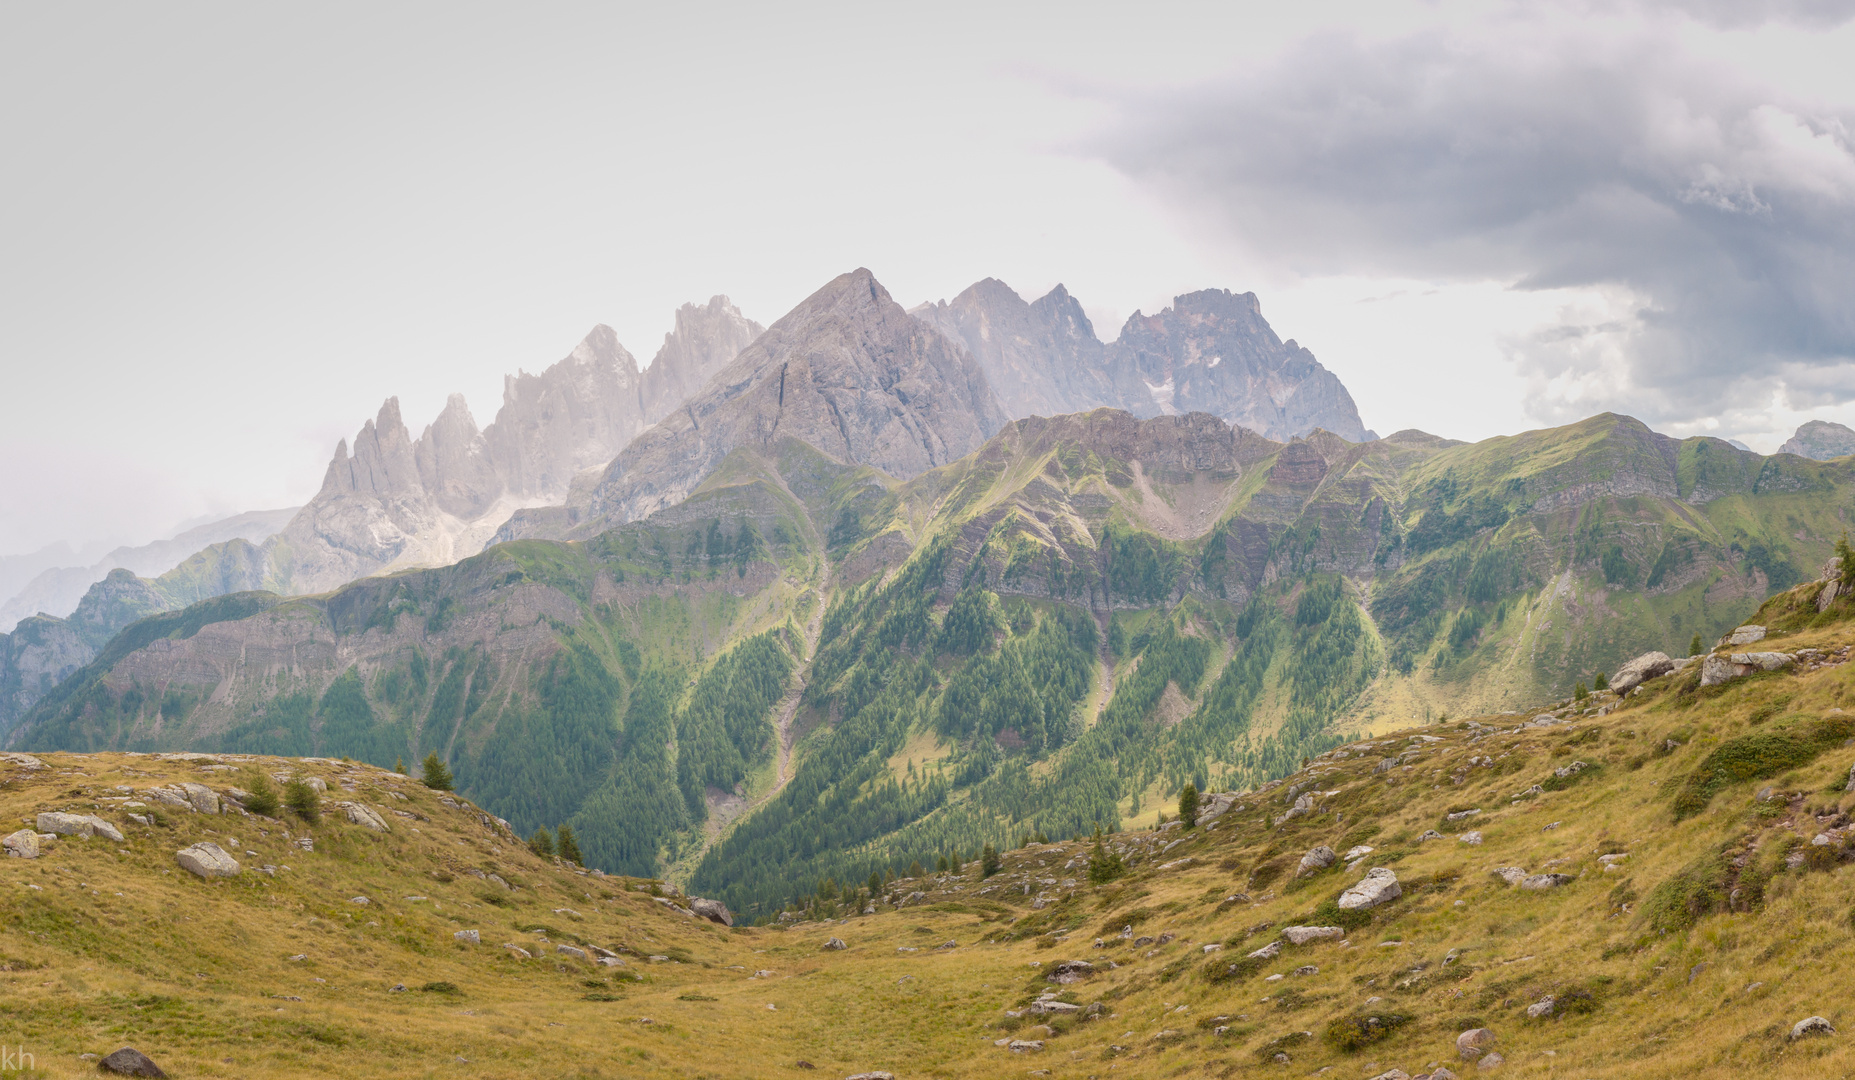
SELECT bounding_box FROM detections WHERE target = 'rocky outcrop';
[913,279,1372,442]
[175,841,241,878]
[1779,420,1855,461]
[504,269,1009,538]
[689,897,733,926]
[1338,867,1401,910]
[37,811,124,842]
[1700,651,1794,687]
[1609,650,1675,694]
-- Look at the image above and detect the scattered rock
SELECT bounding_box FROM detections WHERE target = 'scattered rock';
[1338,868,1401,910]
[1458,831,1483,845]
[1343,845,1375,861]
[1520,873,1574,890]
[1366,1070,1411,1080]
[1700,651,1794,687]
[1457,1027,1497,1060]
[1792,1016,1835,1040]
[1292,965,1318,976]
[1610,650,1676,694]
[178,782,221,814]
[388,983,408,992]
[1296,845,1337,877]
[1281,926,1344,945]
[1723,624,1767,646]
[1247,941,1283,960]
[350,896,370,905]
[1046,960,1095,983]
[2,828,39,859]
[822,937,847,951]
[1006,1040,1045,1052]
[1418,830,1445,842]
[689,897,733,926]
[1525,996,1557,1018]
[338,802,389,832]
[36,811,124,842]
[454,930,480,944]
[1444,808,1482,821]
[174,842,240,879]
[1479,1050,1505,1068]
[556,945,590,962]
[99,1047,167,1077]
[1553,761,1587,779]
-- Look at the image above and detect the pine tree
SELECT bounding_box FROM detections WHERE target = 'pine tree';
[936,855,948,873]
[283,776,320,823]
[421,752,454,791]
[1594,672,1609,691]
[1087,825,1125,884]
[981,843,1001,879]
[530,827,556,858]
[556,823,583,866]
[868,871,882,896]
[1574,682,1589,703]
[394,756,406,775]
[908,860,924,879]
[243,768,280,818]
[1689,633,1704,657]
[1178,782,1200,829]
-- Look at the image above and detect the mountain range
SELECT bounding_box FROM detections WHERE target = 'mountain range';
[8,265,1855,917]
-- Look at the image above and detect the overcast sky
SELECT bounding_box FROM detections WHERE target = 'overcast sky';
[3,0,1853,556]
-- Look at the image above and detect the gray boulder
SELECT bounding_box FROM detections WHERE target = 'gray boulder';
[1339,868,1401,910]
[1247,940,1283,960]
[689,896,733,926]
[1723,625,1767,646]
[454,930,480,944]
[175,842,241,879]
[1526,996,1557,1018]
[846,1074,898,1080]
[1295,845,1337,877]
[37,811,124,842]
[1792,1016,1835,1040]
[1701,651,1793,687]
[1281,926,1344,945]
[338,802,389,831]
[1609,650,1675,694]
[2,828,39,858]
[178,782,220,814]
[1521,873,1574,890]
[1045,959,1095,983]
[556,945,590,961]
[1457,1027,1497,1059]
[99,1047,167,1077]
[822,937,848,951]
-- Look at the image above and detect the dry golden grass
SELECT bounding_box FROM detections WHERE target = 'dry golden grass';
[12,616,1855,1077]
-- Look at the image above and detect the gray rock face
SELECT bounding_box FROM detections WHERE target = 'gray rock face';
[1779,420,1855,460]
[1700,651,1794,686]
[508,269,1009,539]
[1295,845,1337,877]
[688,896,733,926]
[638,296,766,423]
[1609,650,1675,694]
[913,279,1371,442]
[2,828,39,858]
[1338,867,1401,910]
[175,842,240,878]
[37,811,124,842]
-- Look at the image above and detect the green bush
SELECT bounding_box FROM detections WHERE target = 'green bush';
[421,752,455,791]
[1642,853,1728,933]
[242,769,280,817]
[1309,897,1373,931]
[1672,713,1854,819]
[1323,1013,1412,1052]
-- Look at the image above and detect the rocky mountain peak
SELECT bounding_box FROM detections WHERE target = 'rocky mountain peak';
[639,296,764,424]
[1779,420,1855,461]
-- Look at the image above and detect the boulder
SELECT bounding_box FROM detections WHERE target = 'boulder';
[338,802,390,832]
[2,828,39,858]
[1457,1028,1498,1060]
[1792,1016,1835,1040]
[1292,965,1318,976]
[1281,926,1344,945]
[1027,1000,1080,1016]
[846,1074,898,1080]
[1458,831,1484,845]
[1430,1069,1461,1080]
[1610,650,1676,694]
[1338,868,1401,910]
[142,788,194,811]
[1006,1040,1045,1052]
[175,842,241,879]
[178,782,220,814]
[1444,808,1481,821]
[1479,1051,1505,1068]
[1366,1071,1411,1080]
[1701,651,1794,687]
[556,945,590,961]
[454,930,480,944]
[1723,625,1767,646]
[1525,996,1557,1018]
[1342,844,1375,861]
[689,897,733,926]
[822,937,848,951]
[1296,845,1337,877]
[1418,830,1445,841]
[99,1047,168,1077]
[1045,959,1095,983]
[1521,873,1574,890]
[37,812,124,842]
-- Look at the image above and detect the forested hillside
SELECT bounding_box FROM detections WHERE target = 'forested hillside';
[16,409,1855,919]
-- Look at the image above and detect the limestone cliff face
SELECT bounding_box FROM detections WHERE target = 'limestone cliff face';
[638,297,765,424]
[914,280,1371,443]
[272,301,763,595]
[1778,420,1855,461]
[504,269,1009,536]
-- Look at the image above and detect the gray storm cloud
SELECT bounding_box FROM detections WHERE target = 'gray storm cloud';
[1091,23,1855,432]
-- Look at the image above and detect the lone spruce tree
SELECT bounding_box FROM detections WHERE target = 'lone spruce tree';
[529,827,556,858]
[1178,782,1200,829]
[421,752,454,791]
[556,823,583,866]
[981,843,1001,879]
[1087,826,1125,884]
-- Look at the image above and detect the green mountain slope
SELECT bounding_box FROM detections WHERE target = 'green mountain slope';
[15,410,1855,919]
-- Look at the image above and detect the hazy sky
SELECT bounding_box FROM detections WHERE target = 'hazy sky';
[3,0,1854,556]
